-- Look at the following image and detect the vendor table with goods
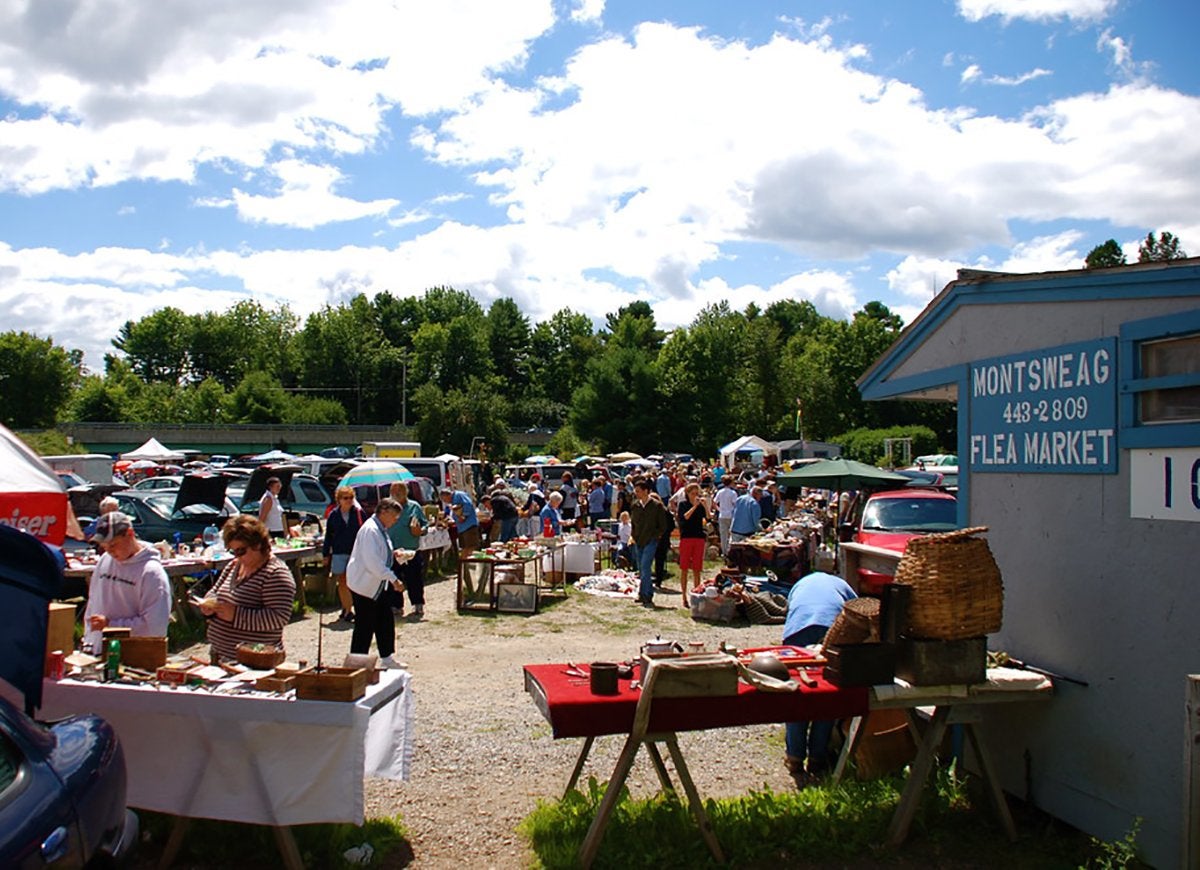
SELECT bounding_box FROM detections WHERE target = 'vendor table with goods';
[457,539,565,611]
[65,543,322,613]
[724,520,820,584]
[524,652,1051,867]
[40,668,412,869]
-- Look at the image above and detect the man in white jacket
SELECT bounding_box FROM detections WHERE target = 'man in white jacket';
[82,512,172,653]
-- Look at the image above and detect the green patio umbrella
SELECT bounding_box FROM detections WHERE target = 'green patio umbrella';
[776,459,910,548]
[775,458,909,490]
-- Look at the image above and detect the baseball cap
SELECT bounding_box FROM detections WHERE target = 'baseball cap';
[93,511,133,543]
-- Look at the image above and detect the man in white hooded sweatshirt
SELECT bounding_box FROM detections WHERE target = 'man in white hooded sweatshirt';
[82,512,172,653]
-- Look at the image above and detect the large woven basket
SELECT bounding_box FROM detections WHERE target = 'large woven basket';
[893,527,1003,640]
[823,596,880,646]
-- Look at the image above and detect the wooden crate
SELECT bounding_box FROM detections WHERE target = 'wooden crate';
[120,636,167,670]
[293,666,367,702]
[255,673,297,693]
[45,603,76,674]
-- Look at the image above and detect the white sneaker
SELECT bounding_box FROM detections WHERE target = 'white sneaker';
[379,655,408,670]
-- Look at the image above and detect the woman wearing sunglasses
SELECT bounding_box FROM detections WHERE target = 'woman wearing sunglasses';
[199,514,296,663]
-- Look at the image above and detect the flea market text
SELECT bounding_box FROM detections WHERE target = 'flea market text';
[968,338,1118,474]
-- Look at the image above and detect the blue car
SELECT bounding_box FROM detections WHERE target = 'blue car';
[0,695,139,866]
[0,524,138,866]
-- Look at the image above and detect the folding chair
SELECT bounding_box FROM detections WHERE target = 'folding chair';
[578,656,729,868]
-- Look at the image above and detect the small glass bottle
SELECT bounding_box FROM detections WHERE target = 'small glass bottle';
[104,638,121,681]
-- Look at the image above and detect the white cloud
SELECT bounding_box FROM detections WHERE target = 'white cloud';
[0,0,557,194]
[987,67,1052,86]
[961,63,983,84]
[212,159,400,228]
[957,0,1117,24]
[570,0,605,24]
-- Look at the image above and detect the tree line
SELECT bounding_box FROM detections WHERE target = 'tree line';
[3,290,959,459]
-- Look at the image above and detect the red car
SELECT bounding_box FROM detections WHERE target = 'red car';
[852,489,958,594]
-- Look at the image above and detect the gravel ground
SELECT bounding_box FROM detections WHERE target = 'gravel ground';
[247,562,795,869]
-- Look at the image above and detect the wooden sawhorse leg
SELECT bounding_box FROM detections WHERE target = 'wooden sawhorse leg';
[886,706,951,846]
[662,734,725,864]
[576,732,723,869]
[578,733,642,869]
[565,736,595,796]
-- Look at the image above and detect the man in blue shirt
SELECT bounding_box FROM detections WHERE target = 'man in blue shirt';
[655,468,672,500]
[440,487,480,559]
[782,571,856,783]
[729,485,763,543]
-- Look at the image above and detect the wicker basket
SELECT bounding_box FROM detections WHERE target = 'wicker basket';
[823,597,880,646]
[236,643,286,669]
[892,527,1003,640]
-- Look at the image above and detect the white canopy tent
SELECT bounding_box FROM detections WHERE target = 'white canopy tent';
[120,437,186,462]
[718,435,779,470]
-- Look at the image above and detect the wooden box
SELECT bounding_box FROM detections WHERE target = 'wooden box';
[120,636,168,670]
[637,654,739,697]
[45,603,76,674]
[293,666,367,702]
[895,636,986,686]
[824,643,896,688]
[255,673,297,693]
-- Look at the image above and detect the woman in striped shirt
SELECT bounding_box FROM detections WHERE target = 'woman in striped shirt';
[199,514,296,663]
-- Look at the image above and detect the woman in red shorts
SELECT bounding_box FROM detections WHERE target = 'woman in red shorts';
[676,482,710,607]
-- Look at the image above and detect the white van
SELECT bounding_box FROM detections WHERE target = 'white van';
[42,454,116,486]
[400,456,471,496]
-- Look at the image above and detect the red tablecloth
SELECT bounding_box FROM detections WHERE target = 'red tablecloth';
[524,661,868,739]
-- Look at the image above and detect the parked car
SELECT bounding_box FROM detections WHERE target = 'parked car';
[112,475,238,543]
[0,695,139,867]
[895,467,958,493]
[225,465,331,519]
[54,468,87,489]
[129,475,184,492]
[851,489,959,594]
[0,524,138,867]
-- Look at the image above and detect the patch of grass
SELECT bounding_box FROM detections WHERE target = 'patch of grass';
[520,766,1092,869]
[135,811,409,868]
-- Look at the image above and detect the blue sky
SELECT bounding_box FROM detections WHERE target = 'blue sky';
[0,0,1197,370]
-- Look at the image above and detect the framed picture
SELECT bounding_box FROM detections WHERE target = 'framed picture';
[496,582,538,614]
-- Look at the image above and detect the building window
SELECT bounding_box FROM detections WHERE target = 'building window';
[1120,307,1200,448]
[1138,333,1200,423]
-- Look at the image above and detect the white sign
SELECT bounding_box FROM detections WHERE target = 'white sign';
[1130,448,1200,522]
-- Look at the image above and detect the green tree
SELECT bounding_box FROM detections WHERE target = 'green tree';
[66,375,126,422]
[0,331,81,427]
[528,309,600,410]
[295,296,390,423]
[112,307,192,384]
[764,299,823,346]
[570,344,660,453]
[1138,231,1188,262]
[281,395,349,425]
[412,377,509,456]
[655,303,747,455]
[487,298,532,393]
[1085,239,1127,269]
[228,371,288,423]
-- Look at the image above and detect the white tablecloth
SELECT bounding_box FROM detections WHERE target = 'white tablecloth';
[40,670,413,826]
[560,541,598,574]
